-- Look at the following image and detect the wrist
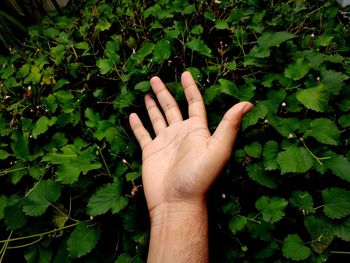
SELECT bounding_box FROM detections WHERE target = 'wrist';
[149,200,207,228]
[147,201,209,263]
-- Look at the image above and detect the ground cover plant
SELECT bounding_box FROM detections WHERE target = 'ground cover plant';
[0,0,350,262]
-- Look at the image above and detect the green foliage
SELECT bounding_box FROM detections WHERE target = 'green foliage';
[86,181,128,216]
[322,188,350,219]
[23,179,62,216]
[282,234,311,261]
[0,0,349,262]
[277,145,314,174]
[290,191,315,213]
[255,196,288,223]
[67,222,101,258]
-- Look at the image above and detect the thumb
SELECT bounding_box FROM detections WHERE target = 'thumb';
[211,101,253,150]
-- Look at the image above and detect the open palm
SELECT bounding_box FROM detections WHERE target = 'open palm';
[129,72,253,212]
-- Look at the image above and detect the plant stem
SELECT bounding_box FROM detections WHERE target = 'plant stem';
[97,146,112,177]
[7,236,43,249]
[0,231,13,262]
[330,250,350,254]
[0,221,80,244]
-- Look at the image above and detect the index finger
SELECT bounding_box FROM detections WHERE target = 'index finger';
[181,71,207,122]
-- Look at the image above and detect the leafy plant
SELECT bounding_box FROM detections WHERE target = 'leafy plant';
[0,0,350,262]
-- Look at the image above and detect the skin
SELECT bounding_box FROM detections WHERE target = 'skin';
[129,71,253,263]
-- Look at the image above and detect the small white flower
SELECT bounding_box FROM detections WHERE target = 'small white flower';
[282,102,287,107]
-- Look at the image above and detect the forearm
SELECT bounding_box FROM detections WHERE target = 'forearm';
[147,201,209,263]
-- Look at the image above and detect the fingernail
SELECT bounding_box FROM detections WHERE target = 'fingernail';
[242,103,253,116]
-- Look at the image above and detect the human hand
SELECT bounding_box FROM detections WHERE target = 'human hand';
[129,72,253,213]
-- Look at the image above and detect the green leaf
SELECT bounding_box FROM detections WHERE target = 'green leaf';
[55,160,101,184]
[304,215,334,253]
[282,234,311,261]
[314,35,334,47]
[246,163,278,189]
[326,155,350,182]
[11,131,29,160]
[227,60,236,71]
[24,246,52,263]
[322,188,350,219]
[258,31,296,49]
[116,253,133,263]
[0,149,10,160]
[191,25,203,35]
[247,215,274,241]
[50,45,65,65]
[23,179,62,216]
[290,191,315,213]
[255,196,288,223]
[55,91,75,113]
[32,116,57,139]
[87,182,129,216]
[43,145,101,184]
[263,141,279,170]
[52,205,69,230]
[54,79,70,90]
[9,162,28,185]
[4,198,28,230]
[126,171,140,182]
[132,42,155,63]
[334,217,350,242]
[186,67,202,81]
[17,63,30,78]
[153,39,171,62]
[96,20,111,31]
[2,65,15,79]
[338,114,350,128]
[182,4,195,15]
[242,102,268,130]
[215,20,229,30]
[134,81,151,92]
[105,40,120,62]
[304,118,340,145]
[296,84,329,112]
[24,65,42,84]
[321,69,349,95]
[67,222,100,258]
[0,195,7,219]
[204,79,240,103]
[186,39,212,57]
[229,216,247,234]
[96,59,114,74]
[277,146,314,174]
[75,41,89,50]
[29,164,45,180]
[244,141,262,158]
[84,108,100,128]
[248,31,295,58]
[254,240,279,259]
[284,58,311,81]
[268,115,301,138]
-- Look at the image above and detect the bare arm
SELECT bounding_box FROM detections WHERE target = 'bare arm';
[129,72,253,262]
